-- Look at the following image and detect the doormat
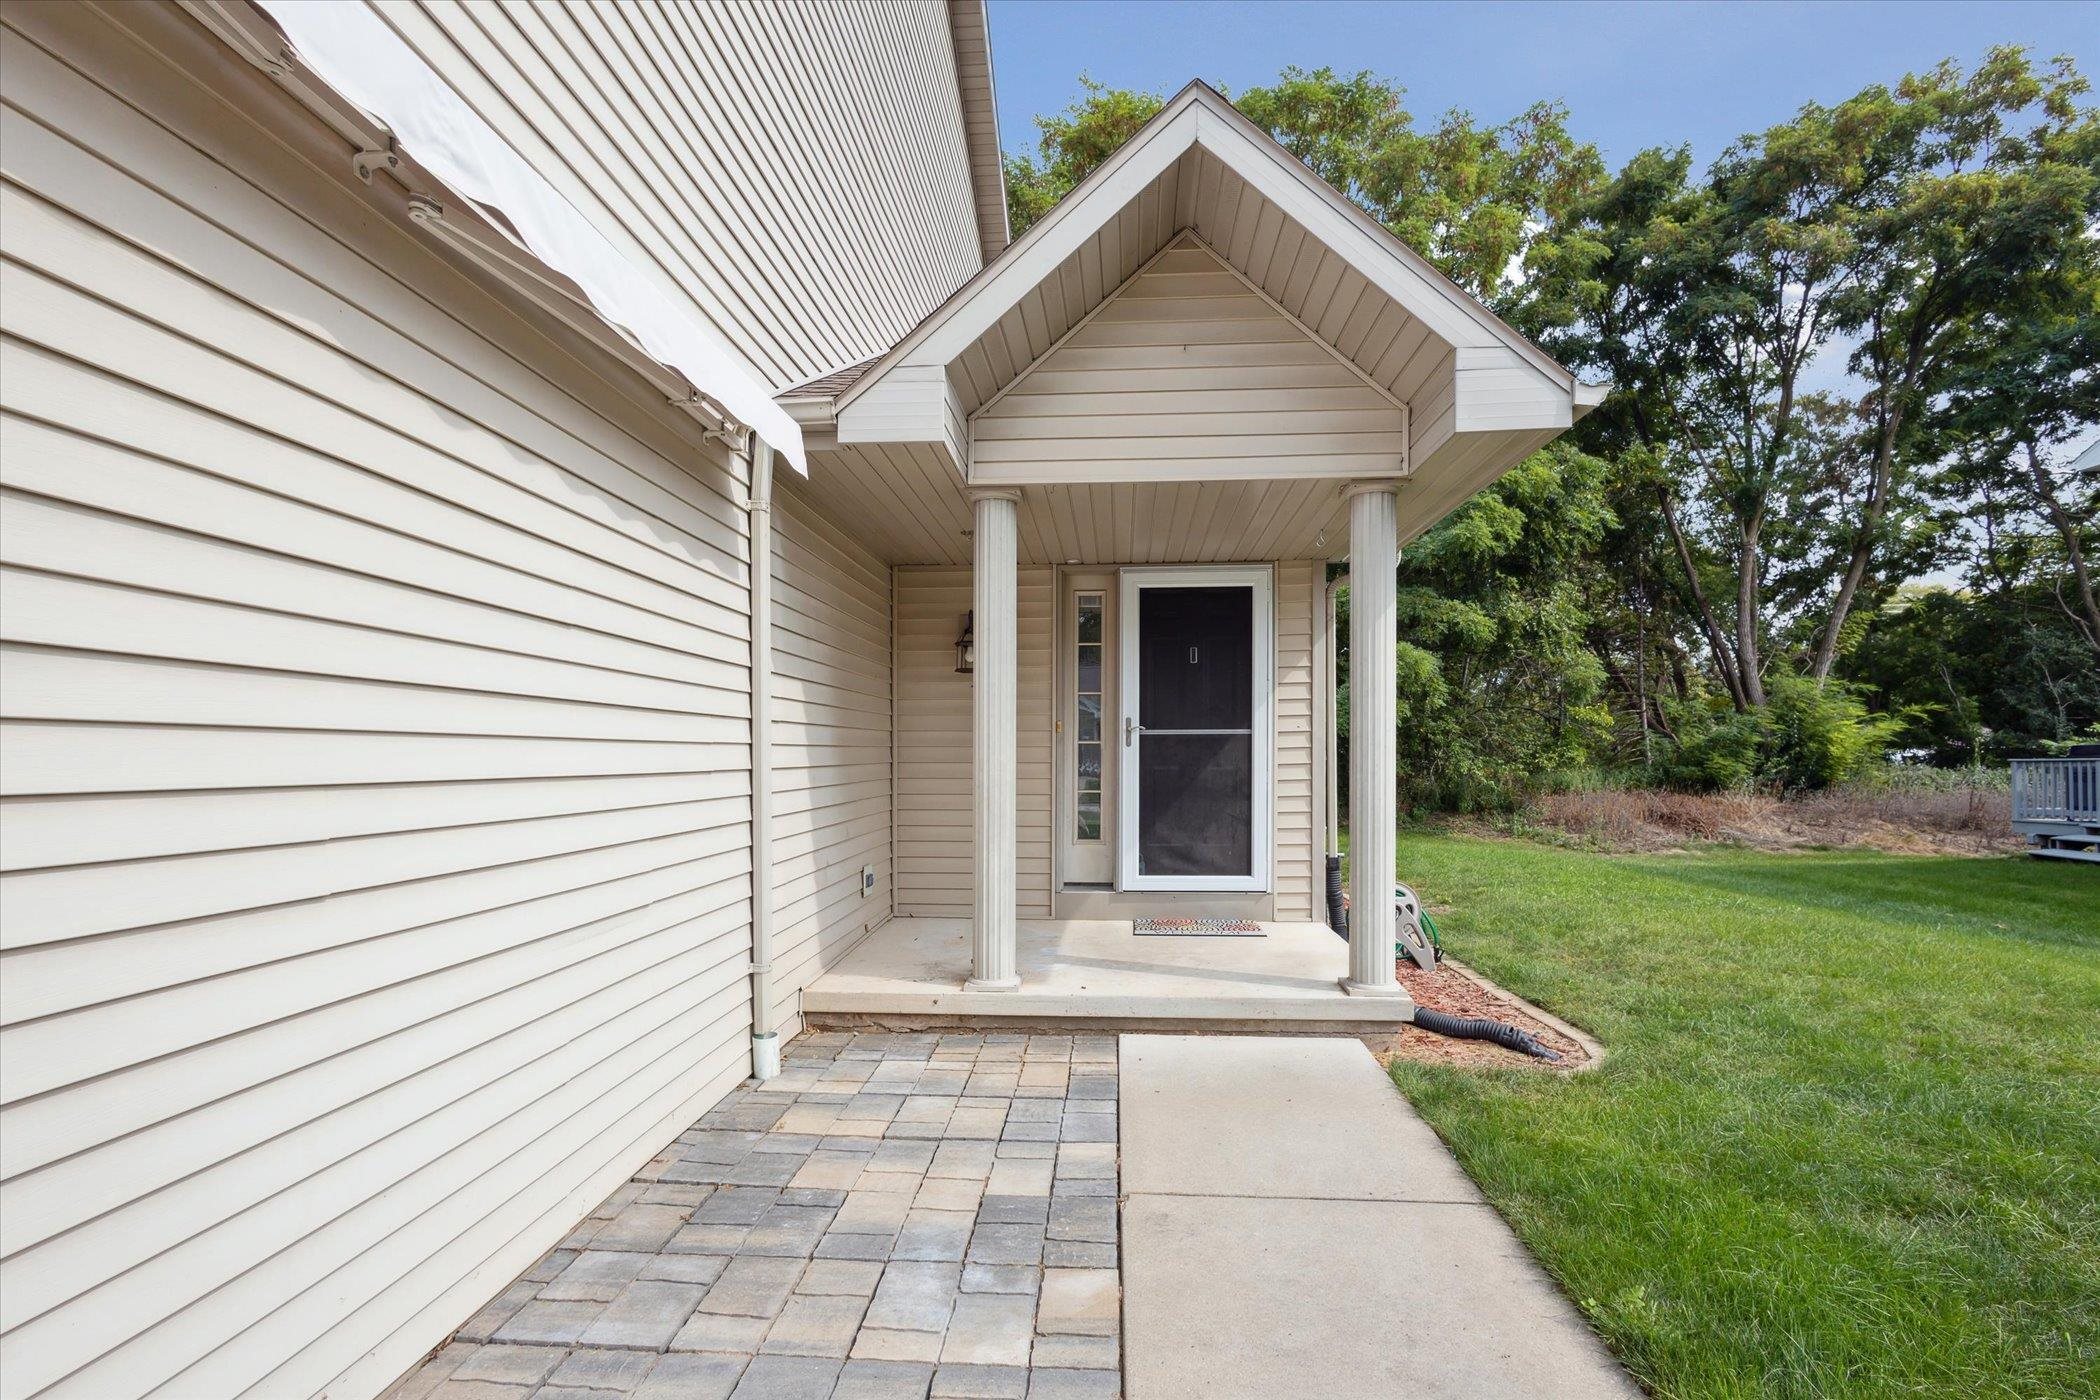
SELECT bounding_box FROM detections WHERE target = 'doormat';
[1134,917,1264,936]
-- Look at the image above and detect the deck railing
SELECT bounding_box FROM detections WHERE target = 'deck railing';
[2010,758,2100,825]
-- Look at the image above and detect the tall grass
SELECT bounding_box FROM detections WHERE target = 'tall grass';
[1506,763,2015,852]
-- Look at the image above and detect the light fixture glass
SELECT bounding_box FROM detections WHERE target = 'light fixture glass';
[955,611,974,674]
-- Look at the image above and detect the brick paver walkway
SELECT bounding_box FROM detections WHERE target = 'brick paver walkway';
[387,1032,1122,1400]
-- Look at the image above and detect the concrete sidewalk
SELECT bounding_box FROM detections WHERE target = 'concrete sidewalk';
[1118,1035,1638,1400]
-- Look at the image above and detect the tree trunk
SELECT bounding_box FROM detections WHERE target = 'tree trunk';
[1635,601,1653,766]
[1810,414,1900,681]
[1814,307,1939,682]
[1666,640,1692,702]
[1735,508,1766,708]
[2020,441,2100,659]
[1658,487,1749,710]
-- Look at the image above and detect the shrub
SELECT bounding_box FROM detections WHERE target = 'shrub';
[1653,700,1766,791]
[1761,676,1902,790]
[1650,680,1902,794]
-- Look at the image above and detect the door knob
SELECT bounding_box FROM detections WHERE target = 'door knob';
[1125,717,1139,747]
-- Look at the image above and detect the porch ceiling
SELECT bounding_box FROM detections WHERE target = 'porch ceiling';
[798,448,1352,566]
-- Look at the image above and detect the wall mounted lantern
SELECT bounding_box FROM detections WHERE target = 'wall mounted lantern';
[955,612,974,675]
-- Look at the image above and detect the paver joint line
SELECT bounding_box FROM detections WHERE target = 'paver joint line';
[382,1030,1122,1400]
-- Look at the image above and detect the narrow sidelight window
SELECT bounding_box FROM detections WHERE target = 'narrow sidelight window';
[1074,592,1104,840]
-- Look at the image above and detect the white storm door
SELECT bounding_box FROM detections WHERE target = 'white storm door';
[1116,566,1272,892]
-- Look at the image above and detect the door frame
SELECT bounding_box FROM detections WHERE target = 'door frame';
[1115,565,1274,893]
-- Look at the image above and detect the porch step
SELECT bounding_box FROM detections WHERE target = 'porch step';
[799,916,1413,1033]
[1118,1035,1638,1399]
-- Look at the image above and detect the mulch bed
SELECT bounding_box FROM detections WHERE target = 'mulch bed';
[1371,959,1593,1072]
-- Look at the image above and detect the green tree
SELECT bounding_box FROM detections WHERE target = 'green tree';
[1844,583,2100,761]
[1004,78,1165,235]
[1003,68,1603,323]
[1808,50,2100,677]
[1560,48,2098,711]
[1936,224,2100,665]
[1385,441,1618,808]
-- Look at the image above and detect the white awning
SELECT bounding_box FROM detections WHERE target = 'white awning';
[255,0,805,471]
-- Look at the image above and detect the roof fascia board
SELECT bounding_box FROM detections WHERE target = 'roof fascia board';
[1189,98,1572,392]
[912,107,1202,366]
[842,81,1582,428]
[834,90,1206,415]
[946,0,1010,260]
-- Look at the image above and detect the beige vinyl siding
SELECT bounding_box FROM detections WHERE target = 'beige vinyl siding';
[0,8,754,1399]
[894,562,1313,916]
[389,0,983,390]
[971,236,1408,484]
[893,567,1053,917]
[1274,562,1320,919]
[767,480,894,1035]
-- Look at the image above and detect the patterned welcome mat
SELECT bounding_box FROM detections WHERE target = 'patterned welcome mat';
[1133,917,1265,936]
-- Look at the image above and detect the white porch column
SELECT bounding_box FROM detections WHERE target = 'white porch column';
[1343,482,1404,996]
[968,488,1022,990]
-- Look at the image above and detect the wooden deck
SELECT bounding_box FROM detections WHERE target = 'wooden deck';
[2011,757,2100,862]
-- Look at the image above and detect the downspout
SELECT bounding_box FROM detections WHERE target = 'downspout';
[1325,569,1344,851]
[747,438,781,1081]
[1324,569,1347,936]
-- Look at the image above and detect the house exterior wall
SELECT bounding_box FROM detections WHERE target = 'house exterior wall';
[0,4,924,1398]
[890,561,1320,922]
[389,0,985,389]
[768,479,896,1035]
[893,567,1057,917]
[1275,560,1321,921]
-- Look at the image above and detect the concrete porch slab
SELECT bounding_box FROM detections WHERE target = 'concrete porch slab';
[801,918,1413,1029]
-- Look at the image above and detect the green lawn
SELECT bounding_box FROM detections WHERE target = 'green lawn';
[1386,834,2099,1400]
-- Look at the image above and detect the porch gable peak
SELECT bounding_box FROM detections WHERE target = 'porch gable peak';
[967,232,1410,487]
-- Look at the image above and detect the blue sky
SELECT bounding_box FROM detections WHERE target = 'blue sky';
[988,1,2096,171]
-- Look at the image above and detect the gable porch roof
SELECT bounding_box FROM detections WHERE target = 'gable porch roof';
[795,81,1606,556]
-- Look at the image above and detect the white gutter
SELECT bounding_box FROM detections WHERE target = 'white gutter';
[746,440,781,1081]
[242,0,804,470]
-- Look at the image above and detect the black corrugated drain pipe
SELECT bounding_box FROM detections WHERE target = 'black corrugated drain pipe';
[1324,854,1347,938]
[1410,1007,1563,1061]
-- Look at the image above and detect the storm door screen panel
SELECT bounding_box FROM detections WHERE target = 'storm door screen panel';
[1137,587,1252,875]
[1118,568,1273,892]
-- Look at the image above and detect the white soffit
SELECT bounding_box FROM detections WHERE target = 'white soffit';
[253,0,806,471]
